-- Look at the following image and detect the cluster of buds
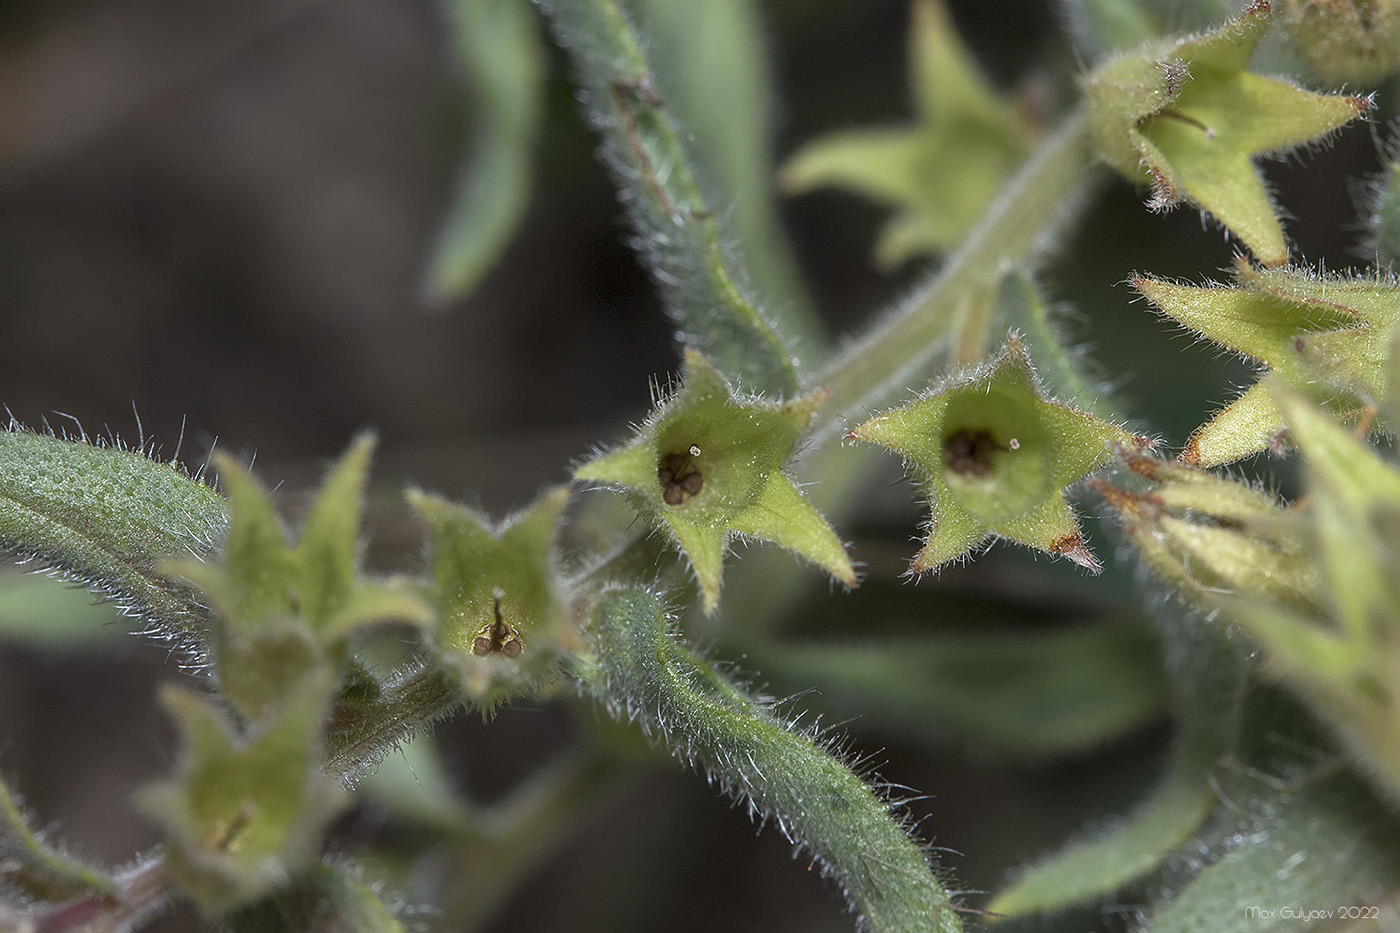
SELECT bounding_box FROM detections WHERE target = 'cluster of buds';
[1097,384,1400,797]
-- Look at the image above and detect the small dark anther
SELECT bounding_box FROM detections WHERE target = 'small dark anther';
[659,447,704,505]
[943,429,999,477]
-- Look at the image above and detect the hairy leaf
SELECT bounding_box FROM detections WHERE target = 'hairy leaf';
[0,428,226,639]
[578,587,962,933]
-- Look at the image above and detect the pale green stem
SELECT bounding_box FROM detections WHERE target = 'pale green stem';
[813,109,1097,440]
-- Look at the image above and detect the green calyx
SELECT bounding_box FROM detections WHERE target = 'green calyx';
[137,673,347,915]
[172,434,432,721]
[781,0,1035,266]
[409,486,571,709]
[1092,446,1320,615]
[1133,262,1400,466]
[849,335,1138,573]
[574,349,855,613]
[1084,0,1369,266]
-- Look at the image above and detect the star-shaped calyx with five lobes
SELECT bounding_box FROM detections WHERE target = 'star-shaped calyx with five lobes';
[409,486,571,709]
[1084,0,1370,266]
[848,336,1141,573]
[574,350,855,613]
[781,0,1034,267]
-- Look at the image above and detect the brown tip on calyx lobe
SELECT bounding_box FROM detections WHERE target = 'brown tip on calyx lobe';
[1117,443,1163,480]
[1052,532,1102,573]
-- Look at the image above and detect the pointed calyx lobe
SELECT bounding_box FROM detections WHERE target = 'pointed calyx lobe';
[1133,262,1400,466]
[574,349,855,613]
[849,336,1140,573]
[1083,0,1370,266]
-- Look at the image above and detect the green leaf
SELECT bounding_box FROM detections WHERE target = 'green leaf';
[578,587,962,933]
[628,0,823,355]
[782,0,1034,266]
[849,335,1137,572]
[1084,1,1369,266]
[539,0,799,395]
[991,617,1250,918]
[138,674,347,914]
[574,350,854,612]
[0,428,227,639]
[0,571,125,649]
[749,619,1168,757]
[1144,765,1400,932]
[1,775,120,904]
[423,0,546,301]
[359,734,477,835]
[409,485,570,709]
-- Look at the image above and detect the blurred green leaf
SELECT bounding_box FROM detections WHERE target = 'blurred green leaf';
[1146,765,1400,932]
[990,617,1250,918]
[359,734,477,836]
[751,620,1166,757]
[423,0,545,302]
[0,571,125,649]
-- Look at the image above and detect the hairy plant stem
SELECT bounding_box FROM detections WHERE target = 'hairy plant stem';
[322,664,461,783]
[34,854,171,933]
[812,108,1097,441]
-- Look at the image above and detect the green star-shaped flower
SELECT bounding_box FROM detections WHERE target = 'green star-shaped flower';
[780,0,1034,267]
[575,349,855,613]
[1085,0,1370,266]
[173,435,431,722]
[409,486,570,709]
[849,336,1138,573]
[1133,262,1399,465]
[137,672,347,914]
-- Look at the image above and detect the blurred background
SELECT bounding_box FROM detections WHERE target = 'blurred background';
[0,0,1384,929]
